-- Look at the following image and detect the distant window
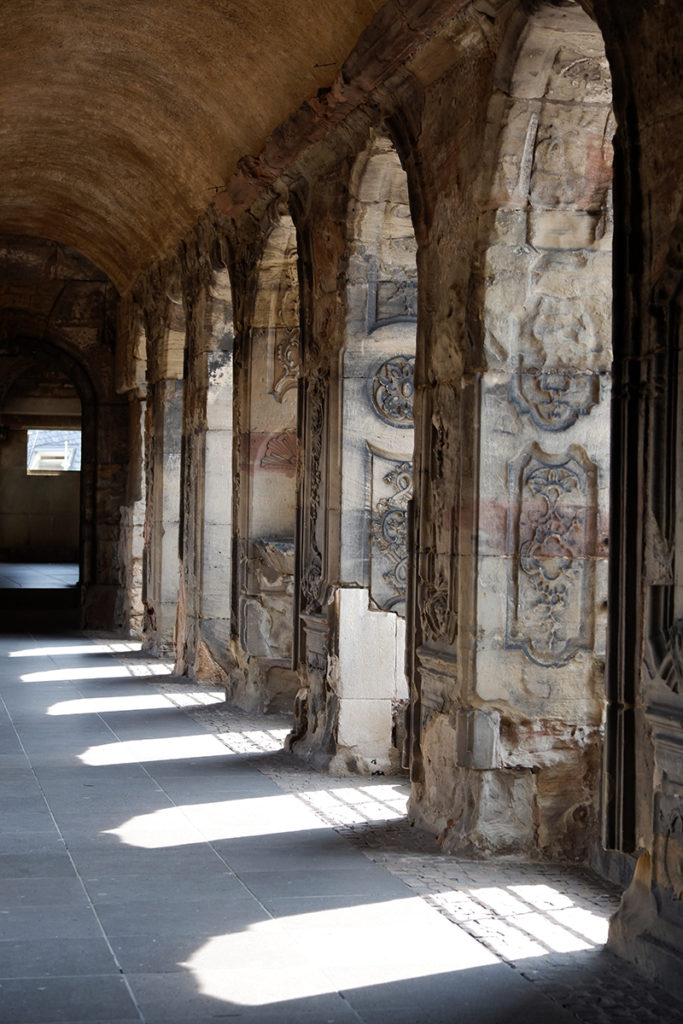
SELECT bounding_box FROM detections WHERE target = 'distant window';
[27,430,81,475]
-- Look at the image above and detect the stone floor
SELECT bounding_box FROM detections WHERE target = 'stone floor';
[1,631,682,1023]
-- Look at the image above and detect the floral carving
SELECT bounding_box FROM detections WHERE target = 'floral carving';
[510,360,598,432]
[420,575,456,645]
[302,369,327,613]
[370,355,415,426]
[269,327,300,401]
[371,461,412,611]
[507,445,596,666]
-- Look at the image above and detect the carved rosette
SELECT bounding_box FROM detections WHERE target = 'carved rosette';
[369,355,415,427]
[506,444,597,666]
[370,460,412,612]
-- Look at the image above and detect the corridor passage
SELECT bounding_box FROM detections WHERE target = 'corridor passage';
[0,632,678,1024]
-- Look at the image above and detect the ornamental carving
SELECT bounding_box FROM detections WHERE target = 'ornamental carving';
[301,555,324,615]
[260,432,297,469]
[369,355,415,427]
[506,444,597,666]
[269,327,300,401]
[369,279,418,331]
[302,370,327,614]
[510,360,599,432]
[661,620,683,695]
[371,460,412,612]
[554,54,612,103]
[420,574,457,645]
[647,619,683,696]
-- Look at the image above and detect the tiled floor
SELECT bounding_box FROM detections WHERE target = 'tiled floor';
[0,632,681,1023]
[0,563,79,589]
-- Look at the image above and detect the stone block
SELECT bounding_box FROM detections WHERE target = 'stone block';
[528,209,601,251]
[336,697,392,754]
[336,587,405,700]
[451,708,501,770]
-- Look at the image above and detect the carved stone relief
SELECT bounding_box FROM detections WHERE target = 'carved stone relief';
[545,49,612,107]
[416,386,459,649]
[259,431,297,469]
[524,295,596,369]
[510,357,599,431]
[369,355,415,427]
[268,326,300,400]
[648,619,683,696]
[370,456,412,614]
[506,444,597,666]
[301,369,327,614]
[367,272,418,332]
[420,570,457,646]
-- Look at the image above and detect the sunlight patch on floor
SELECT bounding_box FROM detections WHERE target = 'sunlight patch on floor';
[104,794,328,847]
[47,692,224,716]
[9,641,143,658]
[47,694,178,716]
[183,899,499,1006]
[297,784,407,825]
[79,732,229,765]
[427,882,608,962]
[212,727,291,755]
[21,663,173,683]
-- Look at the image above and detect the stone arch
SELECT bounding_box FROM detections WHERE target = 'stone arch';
[411,0,615,859]
[480,0,612,856]
[229,211,301,712]
[0,332,99,620]
[325,129,417,773]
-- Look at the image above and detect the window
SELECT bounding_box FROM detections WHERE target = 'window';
[26,429,81,475]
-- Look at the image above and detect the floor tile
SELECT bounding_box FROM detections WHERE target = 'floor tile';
[0,937,118,980]
[0,975,135,1023]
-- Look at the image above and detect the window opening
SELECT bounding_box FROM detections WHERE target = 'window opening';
[27,429,81,475]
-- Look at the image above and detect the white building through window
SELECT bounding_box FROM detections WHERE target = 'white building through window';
[26,429,82,475]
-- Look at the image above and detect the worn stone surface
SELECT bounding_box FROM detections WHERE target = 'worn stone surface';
[2,0,682,994]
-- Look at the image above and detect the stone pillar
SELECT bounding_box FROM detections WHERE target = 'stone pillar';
[141,285,185,653]
[175,265,234,681]
[229,214,300,712]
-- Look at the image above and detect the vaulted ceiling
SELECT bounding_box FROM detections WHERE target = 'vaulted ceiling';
[0,1,383,292]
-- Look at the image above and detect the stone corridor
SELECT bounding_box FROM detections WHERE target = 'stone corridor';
[1,630,681,1023]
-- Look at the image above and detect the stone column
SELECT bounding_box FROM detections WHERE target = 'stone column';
[175,265,234,681]
[141,286,185,653]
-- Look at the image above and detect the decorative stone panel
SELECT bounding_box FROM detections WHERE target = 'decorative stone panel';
[369,355,415,427]
[369,453,412,614]
[267,326,300,401]
[506,443,597,667]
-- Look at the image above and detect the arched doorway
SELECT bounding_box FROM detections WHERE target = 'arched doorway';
[410,0,615,858]
[332,130,417,773]
[229,211,301,711]
[0,342,92,628]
